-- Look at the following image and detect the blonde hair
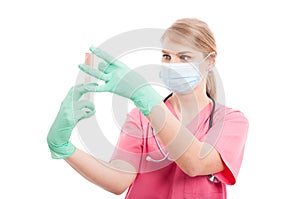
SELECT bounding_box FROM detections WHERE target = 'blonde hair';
[161,18,217,100]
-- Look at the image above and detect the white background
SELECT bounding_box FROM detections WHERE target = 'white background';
[1,0,299,198]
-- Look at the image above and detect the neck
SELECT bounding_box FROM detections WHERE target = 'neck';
[169,83,211,123]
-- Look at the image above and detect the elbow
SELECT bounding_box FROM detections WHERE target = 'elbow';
[183,165,202,177]
[111,189,126,195]
[186,171,198,178]
[115,186,129,195]
[106,185,128,195]
[183,162,225,178]
[185,169,199,178]
[182,161,211,177]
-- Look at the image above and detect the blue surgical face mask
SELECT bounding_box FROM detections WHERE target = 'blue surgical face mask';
[159,53,213,94]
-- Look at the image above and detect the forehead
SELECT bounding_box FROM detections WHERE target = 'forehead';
[161,38,204,58]
[162,38,193,53]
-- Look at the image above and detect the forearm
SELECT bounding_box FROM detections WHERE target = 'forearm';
[64,148,136,195]
[147,102,224,176]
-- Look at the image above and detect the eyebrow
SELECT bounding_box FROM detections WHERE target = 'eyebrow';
[177,51,193,55]
[162,50,193,55]
[162,50,171,54]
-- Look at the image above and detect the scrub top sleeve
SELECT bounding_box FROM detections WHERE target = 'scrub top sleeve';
[110,108,144,172]
[205,108,249,185]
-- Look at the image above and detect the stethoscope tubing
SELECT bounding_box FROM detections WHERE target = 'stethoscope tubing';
[146,93,215,162]
[145,93,220,183]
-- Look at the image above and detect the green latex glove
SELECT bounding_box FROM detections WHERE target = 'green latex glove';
[47,84,96,159]
[79,47,162,116]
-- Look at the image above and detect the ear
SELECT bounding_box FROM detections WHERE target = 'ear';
[207,55,216,71]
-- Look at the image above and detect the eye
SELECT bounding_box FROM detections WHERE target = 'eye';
[162,54,171,61]
[179,55,191,61]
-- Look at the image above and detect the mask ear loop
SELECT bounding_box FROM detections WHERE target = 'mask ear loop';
[192,51,215,72]
[184,52,216,82]
[201,52,216,99]
[206,52,216,72]
[198,52,213,79]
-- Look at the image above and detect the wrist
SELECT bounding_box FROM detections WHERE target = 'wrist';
[48,141,76,159]
[132,86,162,116]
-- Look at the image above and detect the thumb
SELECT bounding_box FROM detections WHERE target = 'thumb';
[84,83,108,92]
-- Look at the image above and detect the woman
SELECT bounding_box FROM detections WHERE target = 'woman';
[47,18,248,199]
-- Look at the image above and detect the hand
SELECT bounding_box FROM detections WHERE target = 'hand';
[79,47,162,116]
[47,84,96,159]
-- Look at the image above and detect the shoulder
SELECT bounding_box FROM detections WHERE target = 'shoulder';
[215,104,248,124]
[213,104,249,138]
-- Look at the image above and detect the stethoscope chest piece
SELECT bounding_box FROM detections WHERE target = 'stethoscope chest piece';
[208,174,220,183]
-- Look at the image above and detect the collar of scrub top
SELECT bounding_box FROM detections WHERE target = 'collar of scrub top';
[146,92,216,163]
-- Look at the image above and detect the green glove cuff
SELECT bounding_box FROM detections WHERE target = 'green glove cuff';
[132,85,163,116]
[48,141,76,159]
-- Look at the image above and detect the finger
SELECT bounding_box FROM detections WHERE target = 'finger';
[84,84,108,93]
[84,82,99,89]
[78,64,111,81]
[74,100,96,122]
[74,109,96,122]
[78,63,102,78]
[90,46,128,69]
[90,46,125,67]
[74,83,84,88]
[84,109,96,118]
[74,100,95,111]
[74,83,96,96]
[64,84,84,102]
[98,61,112,73]
[89,46,116,64]
[66,83,97,102]
[68,84,85,94]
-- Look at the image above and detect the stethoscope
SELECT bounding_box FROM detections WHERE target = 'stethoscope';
[146,93,220,183]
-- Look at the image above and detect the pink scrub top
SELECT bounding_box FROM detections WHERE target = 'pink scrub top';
[111,100,248,199]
